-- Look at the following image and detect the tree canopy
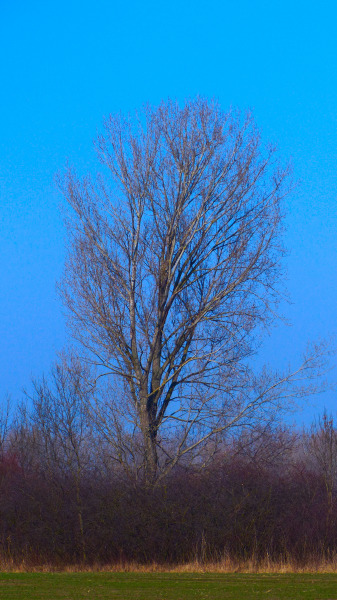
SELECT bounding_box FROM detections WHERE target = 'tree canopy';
[58,97,321,483]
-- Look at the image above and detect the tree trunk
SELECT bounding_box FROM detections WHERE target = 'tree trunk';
[140,398,158,484]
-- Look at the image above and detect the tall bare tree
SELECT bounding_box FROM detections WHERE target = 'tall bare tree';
[58,97,321,483]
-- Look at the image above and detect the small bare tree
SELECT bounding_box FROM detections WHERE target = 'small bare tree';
[27,353,94,560]
[307,411,337,520]
[0,395,11,457]
[59,97,322,483]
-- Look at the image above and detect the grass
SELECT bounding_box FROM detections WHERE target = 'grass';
[2,572,337,599]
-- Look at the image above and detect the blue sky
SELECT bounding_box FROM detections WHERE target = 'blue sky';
[1,0,336,424]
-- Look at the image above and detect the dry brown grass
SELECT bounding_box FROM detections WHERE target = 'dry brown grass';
[3,555,337,574]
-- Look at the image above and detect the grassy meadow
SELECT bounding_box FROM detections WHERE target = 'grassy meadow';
[2,572,337,600]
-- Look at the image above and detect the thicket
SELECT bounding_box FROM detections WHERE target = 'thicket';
[0,404,336,567]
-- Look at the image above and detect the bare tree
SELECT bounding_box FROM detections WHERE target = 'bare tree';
[58,97,323,483]
[27,352,94,560]
[306,411,337,522]
[0,394,11,456]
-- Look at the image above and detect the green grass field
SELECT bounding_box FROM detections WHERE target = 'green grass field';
[1,572,337,599]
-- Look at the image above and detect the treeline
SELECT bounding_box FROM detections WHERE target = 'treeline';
[1,393,337,567]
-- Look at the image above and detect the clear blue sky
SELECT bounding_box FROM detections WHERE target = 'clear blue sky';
[1,0,336,424]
